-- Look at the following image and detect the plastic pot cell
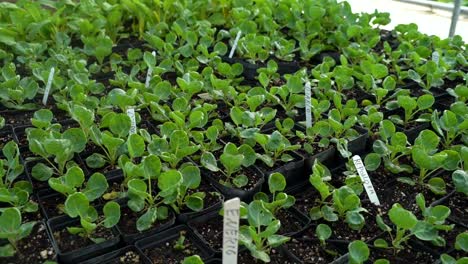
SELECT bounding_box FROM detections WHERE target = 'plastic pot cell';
[204,165,265,202]
[79,245,150,264]
[47,215,121,264]
[136,225,214,263]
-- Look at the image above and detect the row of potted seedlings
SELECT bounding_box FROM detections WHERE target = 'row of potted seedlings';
[1,0,467,263]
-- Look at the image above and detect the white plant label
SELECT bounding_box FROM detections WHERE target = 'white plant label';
[432,51,440,66]
[352,155,381,206]
[228,31,242,59]
[305,81,312,128]
[145,51,156,88]
[126,108,137,135]
[222,197,240,264]
[42,67,55,105]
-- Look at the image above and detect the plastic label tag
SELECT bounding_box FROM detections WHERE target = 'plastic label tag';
[42,67,55,105]
[228,31,242,59]
[432,51,440,66]
[352,155,381,206]
[305,81,312,128]
[126,108,137,135]
[222,197,240,264]
[145,51,156,88]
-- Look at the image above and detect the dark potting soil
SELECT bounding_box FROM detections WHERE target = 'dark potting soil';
[117,206,173,236]
[190,215,223,252]
[143,231,202,264]
[0,111,35,127]
[277,209,304,235]
[0,130,15,149]
[293,185,318,214]
[238,248,294,264]
[444,192,468,227]
[285,238,343,264]
[53,224,114,253]
[0,223,55,264]
[106,250,142,264]
[380,180,446,214]
[367,243,436,263]
[40,194,66,219]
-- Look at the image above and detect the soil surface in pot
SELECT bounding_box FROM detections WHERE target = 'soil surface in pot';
[381,180,447,214]
[143,231,203,264]
[285,238,344,264]
[293,185,318,214]
[107,249,142,264]
[444,192,467,226]
[277,209,305,235]
[190,215,223,252]
[238,248,294,264]
[0,130,15,149]
[117,206,173,236]
[40,194,65,219]
[1,223,55,263]
[1,111,35,127]
[368,243,436,263]
[53,224,114,253]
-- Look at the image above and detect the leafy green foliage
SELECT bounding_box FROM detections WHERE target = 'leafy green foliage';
[201,143,256,188]
[239,200,290,263]
[0,208,36,256]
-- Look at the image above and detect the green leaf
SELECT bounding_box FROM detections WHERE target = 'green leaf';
[201,152,219,172]
[412,221,438,241]
[64,166,85,188]
[137,207,158,231]
[455,232,468,252]
[83,173,108,201]
[64,192,89,218]
[182,255,204,264]
[0,244,15,257]
[181,165,201,189]
[452,170,468,195]
[427,177,446,195]
[127,134,145,159]
[31,163,53,181]
[186,195,204,212]
[267,234,290,247]
[389,204,417,229]
[364,153,381,171]
[143,154,161,179]
[31,109,53,128]
[0,207,21,237]
[316,224,332,241]
[233,174,248,188]
[85,153,107,168]
[109,113,131,138]
[417,94,435,110]
[349,240,370,263]
[374,238,389,248]
[247,200,273,227]
[103,201,120,228]
[158,170,182,191]
[268,172,286,193]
